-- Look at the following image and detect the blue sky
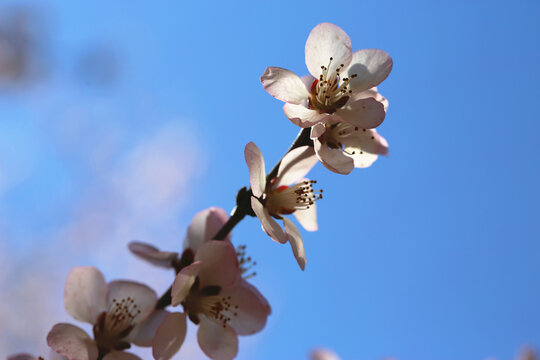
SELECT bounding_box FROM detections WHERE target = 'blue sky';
[1,0,539,359]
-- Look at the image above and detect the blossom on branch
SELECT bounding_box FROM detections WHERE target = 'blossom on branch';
[261,22,392,174]
[46,266,172,360]
[245,142,321,270]
[261,22,392,130]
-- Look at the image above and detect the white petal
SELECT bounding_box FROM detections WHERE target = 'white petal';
[283,103,333,128]
[310,123,327,139]
[341,129,388,168]
[64,266,107,324]
[301,74,316,91]
[128,241,177,268]
[195,241,240,288]
[335,97,385,129]
[294,201,318,232]
[171,262,201,306]
[107,281,157,324]
[276,146,318,187]
[244,142,266,198]
[260,67,310,104]
[184,207,230,251]
[314,139,354,175]
[103,352,142,360]
[127,309,169,346]
[305,23,352,79]
[347,49,393,93]
[353,87,389,111]
[152,312,187,360]
[197,316,238,360]
[47,323,98,360]
[251,197,287,244]
[283,218,306,270]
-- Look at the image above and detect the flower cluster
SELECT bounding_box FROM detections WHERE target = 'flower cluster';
[261,22,392,174]
[9,22,394,360]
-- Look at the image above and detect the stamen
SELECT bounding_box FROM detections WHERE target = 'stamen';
[104,297,141,336]
[267,180,323,215]
[237,244,257,279]
[308,56,358,114]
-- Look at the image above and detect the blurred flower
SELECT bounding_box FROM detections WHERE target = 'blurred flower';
[311,90,389,174]
[245,142,320,270]
[517,348,538,360]
[310,348,340,360]
[261,22,392,130]
[47,266,164,360]
[0,7,47,89]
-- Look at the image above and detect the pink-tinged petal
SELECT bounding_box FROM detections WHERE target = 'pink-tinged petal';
[241,280,272,315]
[195,241,240,288]
[107,281,157,323]
[283,103,333,128]
[197,316,238,360]
[305,23,352,79]
[185,207,230,251]
[47,323,98,360]
[276,146,318,187]
[251,197,287,244]
[353,87,389,111]
[7,354,38,360]
[171,262,201,306]
[64,266,107,324]
[310,123,327,139]
[335,97,385,129]
[128,241,177,269]
[341,129,388,168]
[127,309,169,346]
[311,348,341,360]
[244,142,266,198]
[102,352,141,360]
[283,218,306,270]
[260,67,310,104]
[347,49,393,93]
[294,201,318,232]
[221,281,270,335]
[314,139,354,175]
[152,312,187,360]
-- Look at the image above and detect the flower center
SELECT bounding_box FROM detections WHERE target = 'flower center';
[309,57,357,114]
[104,297,141,336]
[266,180,323,216]
[184,286,240,329]
[321,123,371,156]
[93,296,142,351]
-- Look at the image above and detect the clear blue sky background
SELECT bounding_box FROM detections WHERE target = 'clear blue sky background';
[1,1,539,359]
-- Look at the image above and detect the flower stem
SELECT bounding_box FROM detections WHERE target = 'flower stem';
[154,127,313,310]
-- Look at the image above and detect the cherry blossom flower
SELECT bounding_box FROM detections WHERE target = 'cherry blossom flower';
[261,22,392,130]
[245,142,320,270]
[170,240,271,360]
[309,86,389,174]
[46,266,179,360]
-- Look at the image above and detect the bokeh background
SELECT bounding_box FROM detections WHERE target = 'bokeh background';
[1,0,539,359]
